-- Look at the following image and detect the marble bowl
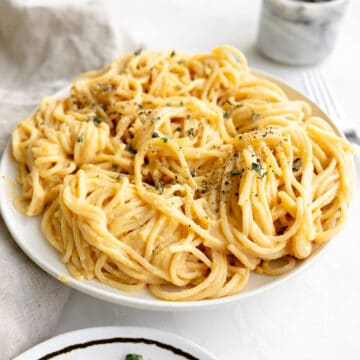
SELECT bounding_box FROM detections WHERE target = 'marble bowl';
[257,0,349,65]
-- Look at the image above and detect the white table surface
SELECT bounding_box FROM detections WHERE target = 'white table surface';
[55,1,360,359]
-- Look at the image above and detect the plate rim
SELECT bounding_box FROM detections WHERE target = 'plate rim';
[0,68,354,310]
[13,326,218,360]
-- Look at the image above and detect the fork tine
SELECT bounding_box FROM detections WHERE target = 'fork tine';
[310,70,331,115]
[311,70,334,119]
[302,71,313,100]
[303,70,321,108]
[303,69,360,145]
[303,70,334,120]
[315,70,343,122]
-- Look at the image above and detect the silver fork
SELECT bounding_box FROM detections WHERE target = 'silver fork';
[302,69,360,146]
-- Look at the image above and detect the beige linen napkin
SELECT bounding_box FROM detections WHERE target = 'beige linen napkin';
[0,1,135,358]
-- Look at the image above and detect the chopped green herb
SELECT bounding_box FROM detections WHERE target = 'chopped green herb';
[292,157,302,172]
[190,169,196,177]
[251,162,266,179]
[166,102,172,107]
[152,132,160,138]
[223,110,232,119]
[186,128,194,136]
[155,182,164,194]
[112,164,118,170]
[93,115,101,125]
[134,48,142,56]
[125,354,143,360]
[150,117,160,124]
[252,110,260,121]
[236,103,244,108]
[251,162,261,172]
[125,144,137,154]
[229,169,240,176]
[176,126,182,132]
[179,100,184,106]
[162,136,168,143]
[170,50,176,57]
[76,135,83,143]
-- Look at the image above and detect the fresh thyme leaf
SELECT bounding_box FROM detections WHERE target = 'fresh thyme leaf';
[179,100,184,106]
[162,136,168,143]
[93,115,101,125]
[292,157,302,172]
[166,102,172,107]
[125,354,143,360]
[251,162,261,171]
[170,50,176,57]
[251,162,266,179]
[134,48,142,56]
[186,128,194,136]
[76,135,83,143]
[229,169,240,176]
[152,132,159,138]
[190,169,196,177]
[150,117,160,124]
[223,110,232,119]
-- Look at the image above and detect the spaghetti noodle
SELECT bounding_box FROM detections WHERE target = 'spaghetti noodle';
[11,46,354,301]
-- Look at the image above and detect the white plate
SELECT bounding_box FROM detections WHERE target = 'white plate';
[14,326,217,360]
[0,70,356,310]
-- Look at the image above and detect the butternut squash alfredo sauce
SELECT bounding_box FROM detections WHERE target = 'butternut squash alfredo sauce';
[11,46,354,301]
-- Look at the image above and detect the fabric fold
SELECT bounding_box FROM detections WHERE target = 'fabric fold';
[0,1,136,358]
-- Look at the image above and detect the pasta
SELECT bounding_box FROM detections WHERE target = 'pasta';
[11,46,354,301]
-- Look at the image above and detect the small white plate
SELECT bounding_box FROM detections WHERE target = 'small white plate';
[0,70,357,311]
[14,326,217,360]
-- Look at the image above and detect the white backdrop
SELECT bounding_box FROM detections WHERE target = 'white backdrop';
[55,1,360,359]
